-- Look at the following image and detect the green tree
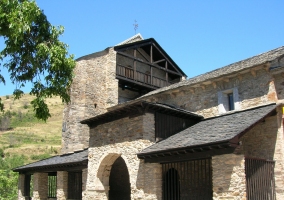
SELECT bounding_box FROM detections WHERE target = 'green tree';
[0,0,75,121]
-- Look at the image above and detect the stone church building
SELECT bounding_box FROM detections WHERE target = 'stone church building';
[14,34,284,200]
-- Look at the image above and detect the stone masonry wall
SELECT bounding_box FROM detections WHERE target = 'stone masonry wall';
[18,174,26,200]
[85,113,162,200]
[56,171,68,200]
[240,110,284,199]
[147,67,278,118]
[33,173,48,200]
[61,48,117,154]
[212,154,246,200]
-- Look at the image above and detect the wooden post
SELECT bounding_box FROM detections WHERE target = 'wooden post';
[150,45,153,63]
[150,44,153,84]
[134,49,137,81]
[166,61,168,85]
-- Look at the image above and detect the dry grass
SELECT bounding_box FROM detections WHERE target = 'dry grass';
[0,94,64,164]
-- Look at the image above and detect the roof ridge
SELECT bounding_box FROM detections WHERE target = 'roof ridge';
[116,33,144,46]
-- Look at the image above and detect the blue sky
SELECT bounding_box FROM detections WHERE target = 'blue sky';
[1,0,284,96]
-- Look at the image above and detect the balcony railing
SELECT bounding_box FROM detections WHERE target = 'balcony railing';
[116,64,171,88]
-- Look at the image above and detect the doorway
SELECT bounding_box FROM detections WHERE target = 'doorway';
[109,156,131,200]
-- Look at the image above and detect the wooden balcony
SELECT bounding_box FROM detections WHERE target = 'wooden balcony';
[116,64,178,90]
[114,38,186,92]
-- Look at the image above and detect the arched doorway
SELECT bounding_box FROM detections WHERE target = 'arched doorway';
[109,156,131,200]
[163,168,180,200]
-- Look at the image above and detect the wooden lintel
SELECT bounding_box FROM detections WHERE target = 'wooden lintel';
[153,59,165,64]
[201,85,205,90]
[250,69,257,77]
[142,148,236,163]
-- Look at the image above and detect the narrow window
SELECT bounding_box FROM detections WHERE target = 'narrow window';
[228,93,235,111]
[218,87,239,114]
[48,172,57,198]
[68,172,82,200]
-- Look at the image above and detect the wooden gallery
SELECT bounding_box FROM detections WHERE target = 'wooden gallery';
[14,34,284,200]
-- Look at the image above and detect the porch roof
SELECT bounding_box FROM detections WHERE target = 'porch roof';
[13,149,88,173]
[137,103,278,161]
[81,100,203,126]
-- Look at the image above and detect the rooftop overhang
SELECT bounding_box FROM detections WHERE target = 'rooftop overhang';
[81,100,203,127]
[138,103,279,163]
[114,38,187,78]
[13,149,88,173]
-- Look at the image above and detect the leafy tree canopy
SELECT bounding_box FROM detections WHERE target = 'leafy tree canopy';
[0,0,75,121]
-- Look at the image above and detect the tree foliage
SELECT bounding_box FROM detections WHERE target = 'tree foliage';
[0,0,75,121]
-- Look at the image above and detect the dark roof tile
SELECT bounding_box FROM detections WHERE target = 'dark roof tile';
[13,149,88,172]
[138,104,277,156]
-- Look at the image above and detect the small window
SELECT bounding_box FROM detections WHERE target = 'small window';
[48,172,57,198]
[228,93,234,111]
[68,172,82,200]
[218,87,240,114]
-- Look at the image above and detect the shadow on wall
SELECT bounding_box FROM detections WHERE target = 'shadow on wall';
[136,160,162,199]
[240,115,278,160]
[274,73,284,101]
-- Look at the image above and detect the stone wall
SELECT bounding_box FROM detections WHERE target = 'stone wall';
[61,48,118,154]
[33,173,48,200]
[212,154,246,200]
[240,110,284,199]
[18,174,26,200]
[147,66,278,118]
[56,171,68,200]
[85,113,162,199]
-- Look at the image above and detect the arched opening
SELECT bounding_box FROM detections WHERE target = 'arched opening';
[163,168,180,200]
[109,156,131,200]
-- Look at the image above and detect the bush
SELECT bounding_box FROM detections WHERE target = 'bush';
[5,95,9,99]
[0,115,11,131]
[0,170,18,200]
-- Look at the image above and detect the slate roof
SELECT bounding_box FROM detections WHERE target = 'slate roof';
[140,46,284,98]
[81,100,202,125]
[13,149,88,172]
[138,104,278,157]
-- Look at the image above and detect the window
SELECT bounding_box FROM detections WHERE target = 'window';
[48,172,57,198]
[68,172,82,200]
[228,93,234,111]
[218,87,240,114]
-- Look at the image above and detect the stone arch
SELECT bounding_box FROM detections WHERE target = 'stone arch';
[96,153,122,191]
[96,153,131,195]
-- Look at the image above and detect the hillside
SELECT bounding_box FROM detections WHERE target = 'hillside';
[0,94,64,164]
